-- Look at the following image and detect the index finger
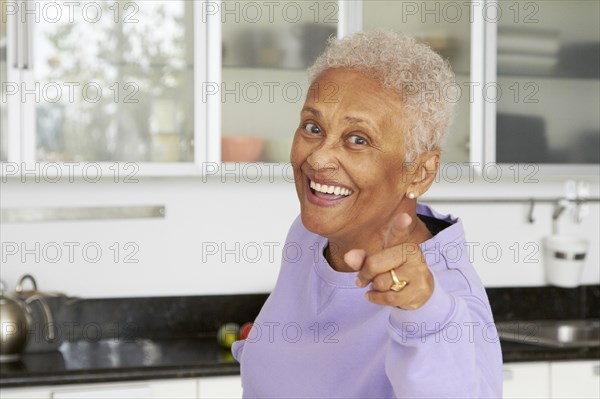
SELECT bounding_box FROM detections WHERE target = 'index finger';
[355,242,421,287]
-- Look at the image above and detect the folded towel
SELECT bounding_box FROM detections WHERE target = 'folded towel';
[498,53,558,75]
[496,113,549,163]
[557,42,600,78]
[498,28,560,55]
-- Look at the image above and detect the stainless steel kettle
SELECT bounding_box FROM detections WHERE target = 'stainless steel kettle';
[0,275,55,362]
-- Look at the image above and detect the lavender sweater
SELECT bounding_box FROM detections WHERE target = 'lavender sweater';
[233,204,503,398]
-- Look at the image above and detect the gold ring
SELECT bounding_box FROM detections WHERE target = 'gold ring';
[389,269,408,292]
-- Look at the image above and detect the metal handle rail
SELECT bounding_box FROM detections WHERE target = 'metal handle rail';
[0,206,166,223]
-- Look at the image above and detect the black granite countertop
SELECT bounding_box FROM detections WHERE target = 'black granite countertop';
[501,339,600,363]
[1,286,598,388]
[1,335,599,388]
[0,337,239,388]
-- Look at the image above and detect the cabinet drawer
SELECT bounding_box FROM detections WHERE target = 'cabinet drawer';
[503,362,550,399]
[198,376,243,399]
[551,360,600,399]
[0,379,197,399]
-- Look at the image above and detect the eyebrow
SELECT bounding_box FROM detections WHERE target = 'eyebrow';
[301,106,381,138]
[301,106,322,118]
[302,107,376,127]
[344,115,375,127]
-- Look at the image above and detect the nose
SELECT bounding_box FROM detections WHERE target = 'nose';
[306,140,340,179]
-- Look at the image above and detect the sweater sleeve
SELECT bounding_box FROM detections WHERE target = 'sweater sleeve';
[384,270,503,398]
[231,339,245,362]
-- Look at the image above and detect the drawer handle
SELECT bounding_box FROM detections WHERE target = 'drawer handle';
[503,369,514,380]
[594,365,600,376]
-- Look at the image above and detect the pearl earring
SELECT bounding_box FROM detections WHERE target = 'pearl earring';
[407,191,416,199]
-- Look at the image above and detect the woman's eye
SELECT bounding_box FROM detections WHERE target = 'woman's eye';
[348,135,368,145]
[303,123,321,135]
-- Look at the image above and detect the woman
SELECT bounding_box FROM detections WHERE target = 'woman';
[233,31,503,398]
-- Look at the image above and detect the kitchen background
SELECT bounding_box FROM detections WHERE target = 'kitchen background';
[1,0,598,295]
[0,0,599,398]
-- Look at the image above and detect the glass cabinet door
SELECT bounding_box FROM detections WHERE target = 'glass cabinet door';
[0,0,9,161]
[363,0,472,164]
[30,0,195,162]
[220,0,337,163]
[495,0,600,165]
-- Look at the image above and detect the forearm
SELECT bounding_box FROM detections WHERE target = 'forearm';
[384,275,502,398]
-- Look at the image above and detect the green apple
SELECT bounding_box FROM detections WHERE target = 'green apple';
[217,323,240,348]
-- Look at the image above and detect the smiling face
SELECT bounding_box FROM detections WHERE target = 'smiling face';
[291,68,426,247]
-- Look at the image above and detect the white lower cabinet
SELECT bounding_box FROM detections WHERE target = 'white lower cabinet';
[0,376,243,399]
[0,386,51,399]
[503,362,550,399]
[3,362,598,399]
[550,360,600,399]
[503,360,600,399]
[0,379,197,399]
[197,376,243,399]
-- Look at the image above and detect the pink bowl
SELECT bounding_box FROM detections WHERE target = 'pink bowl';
[221,136,265,162]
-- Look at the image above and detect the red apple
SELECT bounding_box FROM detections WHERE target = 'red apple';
[240,322,254,340]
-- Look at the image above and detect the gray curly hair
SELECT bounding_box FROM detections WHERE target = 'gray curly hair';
[308,31,456,162]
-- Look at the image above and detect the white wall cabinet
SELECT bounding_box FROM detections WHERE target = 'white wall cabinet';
[0,0,210,175]
[494,0,599,171]
[2,0,598,177]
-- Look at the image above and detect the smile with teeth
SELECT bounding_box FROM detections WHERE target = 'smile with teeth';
[309,180,353,196]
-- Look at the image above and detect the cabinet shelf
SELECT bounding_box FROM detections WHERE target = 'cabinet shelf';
[223,65,473,77]
[497,72,600,81]
[223,64,308,72]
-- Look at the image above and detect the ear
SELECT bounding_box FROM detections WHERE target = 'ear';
[408,150,440,197]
